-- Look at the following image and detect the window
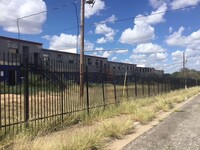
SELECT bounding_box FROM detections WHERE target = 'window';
[127,66,129,70]
[69,55,74,64]
[9,48,17,54]
[95,59,99,66]
[88,58,92,65]
[43,54,49,62]
[118,66,120,70]
[57,54,63,60]
[113,65,115,69]
[0,71,4,77]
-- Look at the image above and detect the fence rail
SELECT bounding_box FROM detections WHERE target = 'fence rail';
[0,52,198,136]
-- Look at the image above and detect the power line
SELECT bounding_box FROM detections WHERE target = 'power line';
[88,3,200,27]
[18,1,200,35]
[85,48,127,52]
[17,1,79,39]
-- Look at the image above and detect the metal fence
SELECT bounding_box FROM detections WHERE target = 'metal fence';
[0,52,198,136]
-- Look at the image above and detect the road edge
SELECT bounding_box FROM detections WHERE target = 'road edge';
[107,93,200,150]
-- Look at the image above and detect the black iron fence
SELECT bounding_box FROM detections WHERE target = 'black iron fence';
[0,52,199,136]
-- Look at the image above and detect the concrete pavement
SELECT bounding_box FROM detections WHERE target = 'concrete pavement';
[123,95,200,150]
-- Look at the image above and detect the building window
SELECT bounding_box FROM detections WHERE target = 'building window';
[69,56,74,64]
[0,71,4,77]
[95,59,99,66]
[88,58,92,65]
[127,66,129,70]
[43,54,49,62]
[9,48,18,54]
[57,54,63,61]
[113,65,115,69]
[118,66,120,70]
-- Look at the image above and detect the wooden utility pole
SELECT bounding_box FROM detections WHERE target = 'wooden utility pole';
[80,0,85,101]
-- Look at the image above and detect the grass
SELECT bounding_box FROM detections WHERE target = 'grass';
[1,86,200,150]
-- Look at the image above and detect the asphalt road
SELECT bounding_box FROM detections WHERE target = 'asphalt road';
[123,95,200,150]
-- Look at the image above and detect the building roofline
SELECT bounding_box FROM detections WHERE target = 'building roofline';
[108,61,136,66]
[42,48,108,59]
[0,36,43,45]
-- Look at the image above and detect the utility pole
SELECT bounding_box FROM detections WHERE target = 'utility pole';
[80,0,85,101]
[183,52,187,89]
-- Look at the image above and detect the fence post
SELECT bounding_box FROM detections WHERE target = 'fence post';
[61,62,64,122]
[113,72,117,106]
[102,70,106,109]
[157,77,160,94]
[135,74,137,97]
[142,78,144,96]
[126,75,129,100]
[23,47,29,127]
[148,75,150,96]
[86,66,90,116]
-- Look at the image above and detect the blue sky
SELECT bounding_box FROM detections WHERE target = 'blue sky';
[0,0,200,73]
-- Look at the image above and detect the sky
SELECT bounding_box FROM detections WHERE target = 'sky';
[0,0,200,73]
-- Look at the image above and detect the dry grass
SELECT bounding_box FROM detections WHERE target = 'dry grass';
[1,87,200,150]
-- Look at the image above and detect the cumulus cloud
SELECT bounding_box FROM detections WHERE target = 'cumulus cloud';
[101,14,117,24]
[135,3,167,25]
[96,37,107,44]
[85,0,105,18]
[166,27,200,50]
[149,52,168,61]
[170,0,200,10]
[119,24,155,45]
[149,0,166,9]
[171,50,183,61]
[116,49,128,54]
[102,51,112,58]
[119,3,167,45]
[130,43,167,67]
[111,56,118,61]
[95,23,117,44]
[43,33,95,54]
[134,43,166,54]
[48,33,78,52]
[0,0,47,34]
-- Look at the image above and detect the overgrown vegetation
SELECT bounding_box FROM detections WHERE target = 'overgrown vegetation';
[0,87,200,150]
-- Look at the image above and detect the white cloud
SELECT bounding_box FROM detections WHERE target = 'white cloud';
[172,50,183,61]
[95,23,117,44]
[102,51,112,58]
[119,23,155,45]
[119,4,167,45]
[85,0,105,18]
[170,0,200,10]
[97,37,106,44]
[102,14,117,23]
[0,0,47,34]
[166,27,200,50]
[171,49,200,71]
[111,56,118,61]
[135,3,167,25]
[130,54,148,66]
[149,0,166,9]
[134,43,166,54]
[85,40,95,51]
[44,33,94,53]
[48,33,78,53]
[95,47,104,51]
[149,52,168,61]
[116,49,128,54]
